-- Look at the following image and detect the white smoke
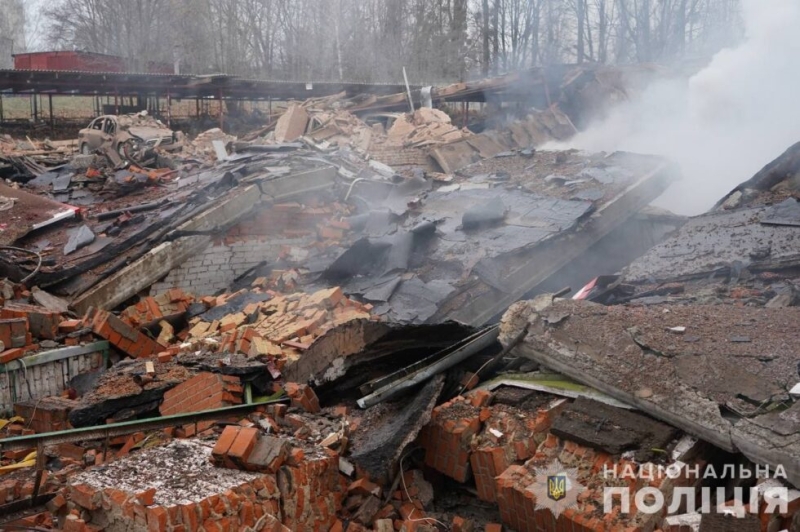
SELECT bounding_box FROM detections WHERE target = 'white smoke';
[560,0,800,215]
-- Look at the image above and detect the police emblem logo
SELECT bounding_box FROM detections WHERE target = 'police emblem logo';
[526,459,585,519]
[547,474,567,501]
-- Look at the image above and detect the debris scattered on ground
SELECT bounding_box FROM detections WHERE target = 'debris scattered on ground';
[0,68,798,531]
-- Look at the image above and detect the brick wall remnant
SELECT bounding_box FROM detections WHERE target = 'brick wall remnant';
[66,439,342,531]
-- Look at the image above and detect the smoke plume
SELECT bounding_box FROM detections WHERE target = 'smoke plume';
[559,0,800,215]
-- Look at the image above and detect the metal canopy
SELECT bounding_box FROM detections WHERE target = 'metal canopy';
[0,69,419,101]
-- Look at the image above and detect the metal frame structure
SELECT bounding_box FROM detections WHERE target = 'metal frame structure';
[0,69,421,128]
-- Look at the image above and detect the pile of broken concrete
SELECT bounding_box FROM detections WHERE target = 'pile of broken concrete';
[0,87,798,532]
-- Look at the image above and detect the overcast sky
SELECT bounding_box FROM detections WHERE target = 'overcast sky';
[25,0,48,51]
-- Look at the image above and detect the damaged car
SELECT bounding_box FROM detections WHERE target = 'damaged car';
[78,112,184,165]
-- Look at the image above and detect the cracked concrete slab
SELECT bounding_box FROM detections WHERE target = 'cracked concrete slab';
[500,298,800,486]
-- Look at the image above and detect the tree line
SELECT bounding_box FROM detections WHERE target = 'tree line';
[44,0,744,82]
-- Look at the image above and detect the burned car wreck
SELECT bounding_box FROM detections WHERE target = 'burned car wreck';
[77,112,184,166]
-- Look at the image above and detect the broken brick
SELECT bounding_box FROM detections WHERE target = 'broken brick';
[86,307,162,358]
[284,383,321,413]
[0,347,25,364]
[227,427,260,467]
[348,478,382,498]
[135,487,157,506]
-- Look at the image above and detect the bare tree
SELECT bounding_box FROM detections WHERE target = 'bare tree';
[42,0,745,82]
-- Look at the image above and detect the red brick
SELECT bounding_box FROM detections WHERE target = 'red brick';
[63,514,87,532]
[467,390,493,407]
[160,370,228,437]
[59,319,83,333]
[348,478,381,497]
[136,487,157,506]
[284,383,321,413]
[146,505,168,532]
[461,372,480,390]
[89,309,161,358]
[56,442,85,461]
[180,503,199,530]
[227,427,259,467]
[0,318,27,349]
[0,348,25,364]
[239,500,256,527]
[70,484,101,510]
[1,304,60,340]
[287,447,305,466]
[212,426,241,465]
[46,493,67,513]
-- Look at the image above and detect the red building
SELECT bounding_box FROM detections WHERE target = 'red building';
[12,51,173,74]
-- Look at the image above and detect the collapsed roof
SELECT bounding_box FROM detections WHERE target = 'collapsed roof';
[501,142,800,486]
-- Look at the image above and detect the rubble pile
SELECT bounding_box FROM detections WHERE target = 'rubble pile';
[176,286,374,367]
[384,108,470,148]
[0,135,77,182]
[305,109,375,152]
[181,128,238,161]
[0,68,798,531]
[0,283,84,364]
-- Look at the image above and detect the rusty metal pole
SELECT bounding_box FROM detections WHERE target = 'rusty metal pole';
[48,94,54,130]
[31,440,45,505]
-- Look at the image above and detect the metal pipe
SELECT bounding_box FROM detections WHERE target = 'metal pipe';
[344,177,368,201]
[357,325,500,408]
[458,325,529,396]
[402,67,414,113]
[0,398,289,452]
